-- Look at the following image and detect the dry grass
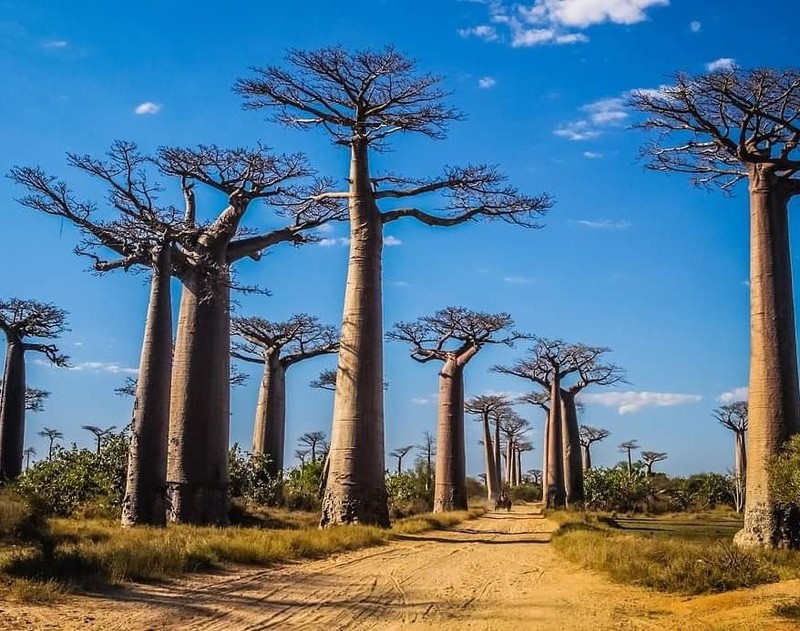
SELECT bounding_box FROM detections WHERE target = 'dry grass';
[772,598,800,620]
[0,507,484,594]
[551,513,800,595]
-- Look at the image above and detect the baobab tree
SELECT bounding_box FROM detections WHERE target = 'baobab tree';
[526,469,543,486]
[232,315,338,475]
[23,446,35,471]
[619,440,640,475]
[715,401,749,512]
[579,425,611,470]
[295,450,310,466]
[630,68,800,548]
[516,441,535,486]
[465,394,511,501]
[496,338,624,506]
[640,451,668,476]
[499,410,530,487]
[298,431,328,465]
[237,47,552,526]
[0,299,68,479]
[38,427,62,460]
[82,425,117,455]
[416,430,436,493]
[310,369,337,392]
[390,445,414,474]
[389,308,522,512]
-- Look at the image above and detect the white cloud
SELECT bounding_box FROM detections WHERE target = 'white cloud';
[69,361,139,375]
[718,386,748,403]
[319,235,401,247]
[554,95,629,141]
[576,219,631,229]
[458,25,499,41]
[134,101,162,115]
[579,390,702,414]
[478,76,498,89]
[689,20,701,33]
[384,235,403,247]
[504,276,535,284]
[411,397,434,405]
[392,281,411,287]
[706,58,736,72]
[462,0,668,47]
[554,120,603,141]
[41,40,68,49]
[583,151,604,159]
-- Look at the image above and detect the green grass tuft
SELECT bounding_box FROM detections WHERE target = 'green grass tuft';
[773,598,800,620]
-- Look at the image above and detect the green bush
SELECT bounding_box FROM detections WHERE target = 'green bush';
[228,445,282,506]
[583,465,649,512]
[283,459,324,511]
[386,468,431,518]
[508,484,542,502]
[17,433,128,517]
[770,435,800,505]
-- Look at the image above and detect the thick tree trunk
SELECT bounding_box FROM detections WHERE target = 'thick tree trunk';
[546,377,565,507]
[735,172,800,549]
[542,411,550,504]
[505,439,514,485]
[251,355,286,477]
[433,360,467,512]
[481,412,499,501]
[0,340,26,479]
[735,432,747,484]
[560,391,584,506]
[167,270,231,526]
[516,448,522,485]
[321,140,389,527]
[122,247,173,526]
[581,444,591,471]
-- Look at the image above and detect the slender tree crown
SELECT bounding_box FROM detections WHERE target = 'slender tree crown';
[630,68,800,193]
[464,394,513,419]
[714,401,749,433]
[640,451,668,466]
[388,307,523,364]
[579,425,611,447]
[0,383,49,412]
[236,46,552,228]
[0,299,69,364]
[232,314,339,367]
[498,409,530,440]
[37,427,62,441]
[390,445,414,462]
[310,368,337,392]
[619,440,640,453]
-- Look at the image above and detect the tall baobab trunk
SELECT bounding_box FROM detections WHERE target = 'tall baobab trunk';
[0,340,26,479]
[546,376,565,507]
[581,444,591,471]
[736,169,800,549]
[481,412,499,501]
[542,411,550,501]
[560,391,584,505]
[167,270,231,526]
[433,360,467,512]
[122,247,173,526]
[516,447,522,486]
[251,354,286,476]
[494,416,503,487]
[734,431,747,513]
[321,140,389,527]
[505,439,514,485]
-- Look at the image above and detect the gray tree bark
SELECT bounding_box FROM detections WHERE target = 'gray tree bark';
[433,359,467,512]
[560,390,584,506]
[251,354,286,476]
[482,412,500,501]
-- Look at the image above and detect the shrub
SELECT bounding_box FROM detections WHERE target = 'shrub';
[508,484,542,502]
[583,465,649,512]
[386,469,431,518]
[283,459,324,511]
[770,435,800,505]
[228,445,282,506]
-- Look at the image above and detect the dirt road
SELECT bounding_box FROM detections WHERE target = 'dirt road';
[2,505,797,630]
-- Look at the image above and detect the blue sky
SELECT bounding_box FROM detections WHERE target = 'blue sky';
[0,0,795,477]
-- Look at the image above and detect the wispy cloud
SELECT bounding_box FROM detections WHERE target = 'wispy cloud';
[411,397,434,405]
[384,235,403,247]
[583,151,604,159]
[579,390,702,414]
[504,276,535,284]
[70,361,139,375]
[41,40,68,49]
[689,20,702,33]
[392,280,411,288]
[576,219,631,230]
[478,76,498,89]
[706,57,736,72]
[459,0,668,47]
[320,235,402,247]
[718,386,748,403]
[134,101,162,115]
[554,96,628,141]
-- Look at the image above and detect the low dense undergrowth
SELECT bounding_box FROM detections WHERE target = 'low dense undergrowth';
[0,489,482,601]
[550,512,800,595]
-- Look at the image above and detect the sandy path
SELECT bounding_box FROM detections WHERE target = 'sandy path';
[1,505,797,630]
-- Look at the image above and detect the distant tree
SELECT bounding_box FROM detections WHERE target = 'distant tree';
[390,445,414,474]
[298,431,328,464]
[115,377,139,398]
[238,46,552,527]
[465,394,512,501]
[82,425,117,455]
[38,427,63,460]
[526,469,543,486]
[498,409,530,487]
[631,68,800,548]
[23,446,36,471]
[310,369,337,392]
[516,441,535,486]
[619,440,640,475]
[0,299,68,479]
[295,449,310,467]
[640,451,668,476]
[390,307,522,512]
[579,425,611,470]
[416,430,436,492]
[232,315,338,475]
[714,401,749,512]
